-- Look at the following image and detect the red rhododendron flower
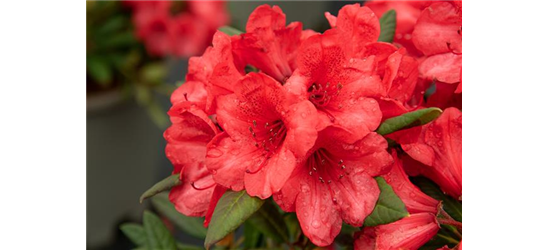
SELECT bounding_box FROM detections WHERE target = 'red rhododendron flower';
[354,213,440,250]
[413,1,462,109]
[164,101,219,217]
[390,107,462,199]
[233,5,304,83]
[206,72,319,199]
[285,29,384,141]
[125,1,229,57]
[274,128,392,246]
[184,31,244,113]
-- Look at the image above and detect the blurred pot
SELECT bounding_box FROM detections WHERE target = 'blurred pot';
[87,90,167,248]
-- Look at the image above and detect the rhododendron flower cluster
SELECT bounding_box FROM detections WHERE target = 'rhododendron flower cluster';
[158,2,462,249]
[124,1,229,57]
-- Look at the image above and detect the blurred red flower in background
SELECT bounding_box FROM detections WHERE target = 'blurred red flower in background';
[124,1,229,57]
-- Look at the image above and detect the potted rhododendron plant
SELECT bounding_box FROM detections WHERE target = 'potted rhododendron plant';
[121,2,462,249]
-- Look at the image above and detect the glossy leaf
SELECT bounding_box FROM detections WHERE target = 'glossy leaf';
[376,108,442,135]
[378,9,396,43]
[204,190,265,249]
[140,174,181,203]
[364,177,409,227]
[411,177,462,222]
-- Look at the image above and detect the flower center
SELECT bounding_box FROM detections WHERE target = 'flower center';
[246,119,287,174]
[306,148,348,184]
[308,82,343,108]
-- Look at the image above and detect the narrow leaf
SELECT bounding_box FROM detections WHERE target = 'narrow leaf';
[151,192,208,239]
[140,174,181,203]
[143,210,178,250]
[376,107,442,135]
[378,9,396,43]
[364,177,409,227]
[204,190,265,249]
[247,200,290,243]
[411,177,462,222]
[120,223,147,247]
[218,26,243,36]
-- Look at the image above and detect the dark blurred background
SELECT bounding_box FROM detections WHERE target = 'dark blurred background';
[87,1,360,249]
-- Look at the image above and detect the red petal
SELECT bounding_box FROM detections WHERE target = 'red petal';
[203,185,228,227]
[165,103,218,175]
[330,172,379,226]
[412,2,462,56]
[332,4,381,56]
[384,151,439,214]
[321,130,393,176]
[419,53,462,84]
[384,49,419,103]
[170,80,207,109]
[283,101,319,158]
[324,12,337,27]
[244,145,297,199]
[168,172,214,217]
[205,132,248,191]
[295,170,342,247]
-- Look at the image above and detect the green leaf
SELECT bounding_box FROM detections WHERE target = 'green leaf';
[144,99,169,129]
[218,26,243,36]
[151,192,208,239]
[411,177,462,222]
[120,223,147,247]
[364,177,409,227]
[140,62,167,85]
[243,221,262,249]
[140,174,182,203]
[87,56,112,86]
[247,200,290,243]
[143,210,178,250]
[376,107,442,135]
[378,9,396,43]
[204,190,265,249]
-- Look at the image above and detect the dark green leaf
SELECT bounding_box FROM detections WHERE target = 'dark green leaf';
[151,192,208,239]
[411,177,462,222]
[140,174,181,203]
[283,213,300,243]
[378,9,396,43]
[204,190,265,249]
[364,177,409,227]
[247,200,290,243]
[243,221,262,249]
[143,210,178,250]
[218,26,243,36]
[120,223,147,247]
[87,56,112,86]
[376,108,442,135]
